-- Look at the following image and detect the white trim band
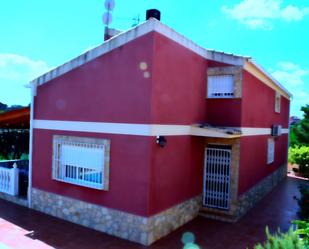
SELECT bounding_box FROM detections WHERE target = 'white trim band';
[33,119,289,137]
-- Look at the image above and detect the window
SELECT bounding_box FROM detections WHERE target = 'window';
[52,136,110,190]
[207,75,234,98]
[275,91,281,113]
[267,138,275,164]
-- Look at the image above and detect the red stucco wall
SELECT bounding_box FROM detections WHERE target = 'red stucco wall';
[238,134,288,195]
[150,32,207,125]
[238,70,290,195]
[34,32,155,124]
[241,71,290,128]
[148,136,204,215]
[32,129,152,216]
[205,99,242,127]
[146,33,208,214]
[32,33,157,216]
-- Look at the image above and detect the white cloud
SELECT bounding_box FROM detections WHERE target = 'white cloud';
[271,62,309,117]
[0,53,51,106]
[222,0,309,29]
[272,62,308,86]
[281,5,309,21]
[0,54,50,81]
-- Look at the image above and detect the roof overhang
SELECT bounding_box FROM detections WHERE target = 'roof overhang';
[191,125,241,139]
[244,59,292,100]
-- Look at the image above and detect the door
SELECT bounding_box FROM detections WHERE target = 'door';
[203,145,231,210]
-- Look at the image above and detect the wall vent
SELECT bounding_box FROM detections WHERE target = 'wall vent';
[271,125,282,137]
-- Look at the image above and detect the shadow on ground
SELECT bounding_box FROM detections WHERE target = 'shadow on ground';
[0,176,306,249]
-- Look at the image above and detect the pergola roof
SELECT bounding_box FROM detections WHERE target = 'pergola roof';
[0,107,30,129]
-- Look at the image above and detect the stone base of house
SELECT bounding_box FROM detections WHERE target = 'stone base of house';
[31,188,201,245]
[0,192,28,207]
[236,163,287,220]
[200,163,287,222]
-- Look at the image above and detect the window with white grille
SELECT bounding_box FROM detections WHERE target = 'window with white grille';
[207,75,234,98]
[203,145,231,210]
[52,136,110,190]
[267,138,275,164]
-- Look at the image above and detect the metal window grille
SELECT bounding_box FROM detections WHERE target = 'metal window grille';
[53,138,105,190]
[207,75,234,98]
[203,146,231,210]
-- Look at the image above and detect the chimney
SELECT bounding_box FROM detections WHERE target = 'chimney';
[146,9,161,21]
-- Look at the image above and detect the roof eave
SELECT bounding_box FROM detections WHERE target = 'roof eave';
[244,59,292,99]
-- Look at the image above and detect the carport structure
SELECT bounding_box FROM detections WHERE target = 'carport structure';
[0,107,30,129]
[0,107,30,205]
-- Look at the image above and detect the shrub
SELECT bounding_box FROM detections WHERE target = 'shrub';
[0,129,29,160]
[289,147,309,177]
[297,185,309,220]
[293,220,309,248]
[253,227,303,249]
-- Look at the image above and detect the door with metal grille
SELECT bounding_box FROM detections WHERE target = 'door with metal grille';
[203,145,231,210]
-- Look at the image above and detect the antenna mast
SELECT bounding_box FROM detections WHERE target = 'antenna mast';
[102,0,115,40]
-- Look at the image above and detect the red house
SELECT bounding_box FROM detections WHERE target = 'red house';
[29,16,291,245]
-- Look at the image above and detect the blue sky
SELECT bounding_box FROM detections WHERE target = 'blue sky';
[0,0,308,117]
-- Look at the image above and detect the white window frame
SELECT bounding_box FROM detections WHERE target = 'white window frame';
[267,138,275,164]
[275,91,281,113]
[52,136,110,190]
[207,74,234,98]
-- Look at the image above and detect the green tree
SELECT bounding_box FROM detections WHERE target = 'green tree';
[0,129,29,160]
[290,125,300,147]
[0,102,8,112]
[289,147,309,177]
[291,105,309,146]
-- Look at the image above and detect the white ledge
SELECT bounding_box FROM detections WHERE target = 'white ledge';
[33,119,289,137]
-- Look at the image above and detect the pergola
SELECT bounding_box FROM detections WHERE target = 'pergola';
[0,107,30,197]
[0,107,30,129]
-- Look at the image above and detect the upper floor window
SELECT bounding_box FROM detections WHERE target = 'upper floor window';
[207,75,234,98]
[275,91,281,113]
[52,136,110,190]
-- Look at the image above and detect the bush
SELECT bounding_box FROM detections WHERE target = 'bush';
[289,147,309,177]
[291,105,309,146]
[0,129,29,160]
[293,220,309,248]
[290,125,301,147]
[253,227,303,249]
[297,185,309,220]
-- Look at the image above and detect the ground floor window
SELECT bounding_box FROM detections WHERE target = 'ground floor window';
[267,138,275,164]
[52,136,110,190]
[203,144,232,210]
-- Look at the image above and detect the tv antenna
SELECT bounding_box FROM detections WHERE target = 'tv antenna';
[132,14,140,27]
[102,0,115,28]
